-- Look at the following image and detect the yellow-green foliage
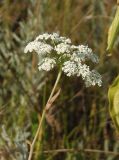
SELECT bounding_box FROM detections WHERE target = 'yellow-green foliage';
[108,76,119,130]
[107,6,119,51]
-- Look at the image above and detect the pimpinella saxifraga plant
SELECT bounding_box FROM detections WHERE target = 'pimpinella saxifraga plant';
[24,33,102,160]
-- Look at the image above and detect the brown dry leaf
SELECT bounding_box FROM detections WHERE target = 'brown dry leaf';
[46,89,61,111]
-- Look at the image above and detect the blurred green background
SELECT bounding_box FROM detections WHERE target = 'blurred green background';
[0,0,119,159]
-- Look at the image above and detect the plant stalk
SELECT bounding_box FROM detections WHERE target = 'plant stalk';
[28,69,62,160]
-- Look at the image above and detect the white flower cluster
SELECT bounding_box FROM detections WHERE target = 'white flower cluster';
[24,33,102,87]
[38,58,56,71]
[24,41,53,55]
[55,43,71,54]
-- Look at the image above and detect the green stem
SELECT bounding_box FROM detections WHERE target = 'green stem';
[48,69,62,101]
[28,69,62,160]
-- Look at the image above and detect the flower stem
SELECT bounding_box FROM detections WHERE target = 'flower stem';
[28,69,62,160]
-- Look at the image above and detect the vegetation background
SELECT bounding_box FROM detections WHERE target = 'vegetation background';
[0,0,119,159]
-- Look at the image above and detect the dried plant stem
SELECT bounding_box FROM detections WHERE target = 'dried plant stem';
[43,148,119,156]
[28,69,62,160]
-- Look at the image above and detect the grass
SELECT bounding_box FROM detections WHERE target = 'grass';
[0,0,119,160]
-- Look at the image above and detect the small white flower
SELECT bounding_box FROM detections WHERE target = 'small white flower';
[50,33,60,41]
[64,38,71,44]
[59,37,71,44]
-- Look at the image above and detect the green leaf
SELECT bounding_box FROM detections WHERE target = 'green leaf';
[107,7,119,51]
[108,75,119,131]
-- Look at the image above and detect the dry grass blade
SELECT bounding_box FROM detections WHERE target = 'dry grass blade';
[45,89,62,133]
[46,89,61,111]
[43,148,119,156]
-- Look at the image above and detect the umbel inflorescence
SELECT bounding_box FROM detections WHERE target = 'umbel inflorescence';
[24,33,102,87]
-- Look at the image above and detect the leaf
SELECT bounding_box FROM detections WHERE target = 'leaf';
[107,7,119,51]
[108,75,119,131]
